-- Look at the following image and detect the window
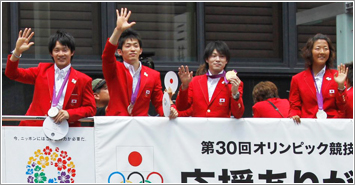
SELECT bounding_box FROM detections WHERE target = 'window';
[296,2,336,58]
[205,2,283,59]
[115,2,197,62]
[2,2,10,55]
[18,2,101,59]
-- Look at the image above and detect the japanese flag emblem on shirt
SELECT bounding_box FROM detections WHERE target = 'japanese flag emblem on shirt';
[329,89,335,97]
[219,98,225,105]
[145,90,151,97]
[116,146,154,172]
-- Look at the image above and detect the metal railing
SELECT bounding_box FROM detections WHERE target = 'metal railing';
[1,115,94,122]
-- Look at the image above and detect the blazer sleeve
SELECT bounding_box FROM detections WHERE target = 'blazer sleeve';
[102,38,119,80]
[67,77,96,123]
[175,85,193,111]
[335,87,347,118]
[5,55,39,84]
[288,76,302,117]
[177,105,193,117]
[230,81,245,118]
[252,104,260,117]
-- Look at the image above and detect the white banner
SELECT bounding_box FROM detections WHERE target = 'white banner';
[94,117,353,183]
[2,126,95,183]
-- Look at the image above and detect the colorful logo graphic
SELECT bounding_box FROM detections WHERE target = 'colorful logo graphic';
[108,149,163,183]
[25,146,76,183]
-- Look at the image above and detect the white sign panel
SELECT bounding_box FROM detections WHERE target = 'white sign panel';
[2,126,95,183]
[94,117,353,183]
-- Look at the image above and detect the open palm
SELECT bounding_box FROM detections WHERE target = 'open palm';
[15,28,34,53]
[334,64,348,85]
[116,8,136,31]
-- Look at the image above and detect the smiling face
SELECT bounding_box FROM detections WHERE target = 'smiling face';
[117,38,142,65]
[206,49,228,75]
[312,39,330,68]
[50,41,74,69]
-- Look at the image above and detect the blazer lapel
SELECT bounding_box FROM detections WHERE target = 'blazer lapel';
[63,67,78,107]
[47,65,55,101]
[322,69,333,94]
[125,67,133,103]
[136,68,148,100]
[209,78,225,105]
[198,76,209,104]
[303,69,317,100]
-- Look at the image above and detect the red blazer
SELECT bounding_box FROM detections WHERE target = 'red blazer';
[288,68,347,118]
[252,98,290,118]
[102,39,164,116]
[175,75,244,118]
[5,55,96,126]
[345,87,353,118]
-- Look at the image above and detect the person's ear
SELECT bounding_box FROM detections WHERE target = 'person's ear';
[117,49,123,56]
[94,93,100,100]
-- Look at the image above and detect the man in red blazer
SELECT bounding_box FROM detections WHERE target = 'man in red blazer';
[102,8,178,118]
[5,28,96,126]
[175,41,244,118]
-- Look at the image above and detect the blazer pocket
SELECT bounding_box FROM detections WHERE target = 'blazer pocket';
[141,87,153,99]
[216,97,229,107]
[67,94,80,108]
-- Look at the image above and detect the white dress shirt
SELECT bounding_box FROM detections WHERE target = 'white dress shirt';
[124,61,142,96]
[53,64,71,109]
[207,70,223,102]
[314,66,326,93]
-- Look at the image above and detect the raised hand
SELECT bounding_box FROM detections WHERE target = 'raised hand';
[115,8,136,32]
[334,63,348,89]
[14,28,35,54]
[228,75,241,95]
[178,65,193,90]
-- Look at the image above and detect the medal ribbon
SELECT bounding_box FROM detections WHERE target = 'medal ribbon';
[52,68,71,107]
[206,70,228,84]
[311,70,324,110]
[131,74,141,105]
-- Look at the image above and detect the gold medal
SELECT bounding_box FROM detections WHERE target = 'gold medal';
[226,70,237,81]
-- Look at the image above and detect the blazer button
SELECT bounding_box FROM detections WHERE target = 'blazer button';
[207,109,211,113]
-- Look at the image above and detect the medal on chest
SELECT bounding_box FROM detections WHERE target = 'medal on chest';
[316,109,327,119]
[48,107,59,117]
[127,103,134,115]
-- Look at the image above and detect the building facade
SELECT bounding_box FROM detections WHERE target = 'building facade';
[2,2,344,123]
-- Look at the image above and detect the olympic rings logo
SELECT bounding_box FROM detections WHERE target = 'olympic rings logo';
[108,171,163,183]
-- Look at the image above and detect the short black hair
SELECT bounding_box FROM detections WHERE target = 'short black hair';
[203,41,230,71]
[48,30,75,61]
[118,28,142,50]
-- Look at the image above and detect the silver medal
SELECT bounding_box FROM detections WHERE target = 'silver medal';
[48,107,59,118]
[316,109,327,119]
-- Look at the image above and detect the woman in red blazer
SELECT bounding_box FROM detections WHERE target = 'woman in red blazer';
[175,41,244,118]
[288,33,348,124]
[252,81,290,118]
[5,28,96,126]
